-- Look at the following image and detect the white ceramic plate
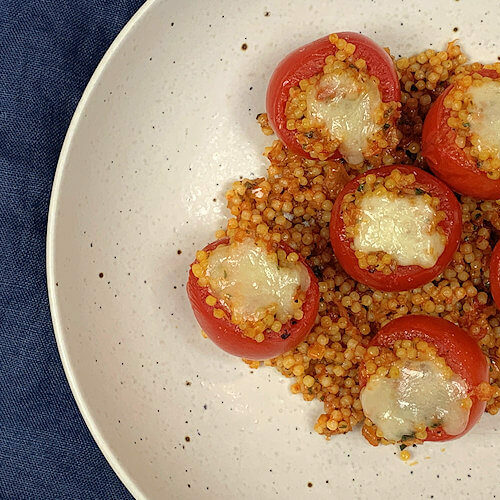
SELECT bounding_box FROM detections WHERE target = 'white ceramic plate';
[47,0,500,498]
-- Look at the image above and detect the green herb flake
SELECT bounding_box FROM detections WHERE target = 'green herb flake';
[400,444,407,451]
[383,123,390,129]
[463,122,470,127]
[357,183,365,192]
[415,187,425,195]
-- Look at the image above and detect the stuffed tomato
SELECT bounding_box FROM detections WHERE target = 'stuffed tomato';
[187,238,319,360]
[422,69,500,199]
[329,165,462,291]
[266,32,401,163]
[359,315,491,445]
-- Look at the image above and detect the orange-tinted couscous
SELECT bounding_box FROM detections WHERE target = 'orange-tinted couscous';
[196,38,500,446]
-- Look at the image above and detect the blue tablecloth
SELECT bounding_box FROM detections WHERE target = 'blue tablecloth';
[0,1,144,498]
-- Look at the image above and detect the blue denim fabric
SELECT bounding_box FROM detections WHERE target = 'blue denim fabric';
[0,1,145,498]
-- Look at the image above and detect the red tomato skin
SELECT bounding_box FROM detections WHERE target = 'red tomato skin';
[186,239,319,360]
[360,315,489,442]
[490,241,500,308]
[329,165,462,292]
[422,84,500,200]
[266,32,401,159]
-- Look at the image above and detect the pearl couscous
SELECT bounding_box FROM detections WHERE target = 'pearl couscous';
[190,35,500,447]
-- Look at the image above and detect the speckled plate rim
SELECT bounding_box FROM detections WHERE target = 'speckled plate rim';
[46,2,157,498]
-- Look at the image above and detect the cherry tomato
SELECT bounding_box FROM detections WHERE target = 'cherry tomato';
[422,73,500,200]
[361,315,489,442]
[490,241,500,308]
[329,165,462,291]
[186,239,319,360]
[266,32,401,159]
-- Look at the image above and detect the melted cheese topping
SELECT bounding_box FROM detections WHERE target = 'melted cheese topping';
[205,239,310,322]
[469,80,500,154]
[360,361,470,441]
[353,191,446,268]
[306,72,382,164]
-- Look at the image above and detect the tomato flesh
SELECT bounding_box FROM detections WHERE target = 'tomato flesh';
[329,165,462,291]
[266,32,401,159]
[186,239,319,360]
[360,315,489,442]
[490,241,500,309]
